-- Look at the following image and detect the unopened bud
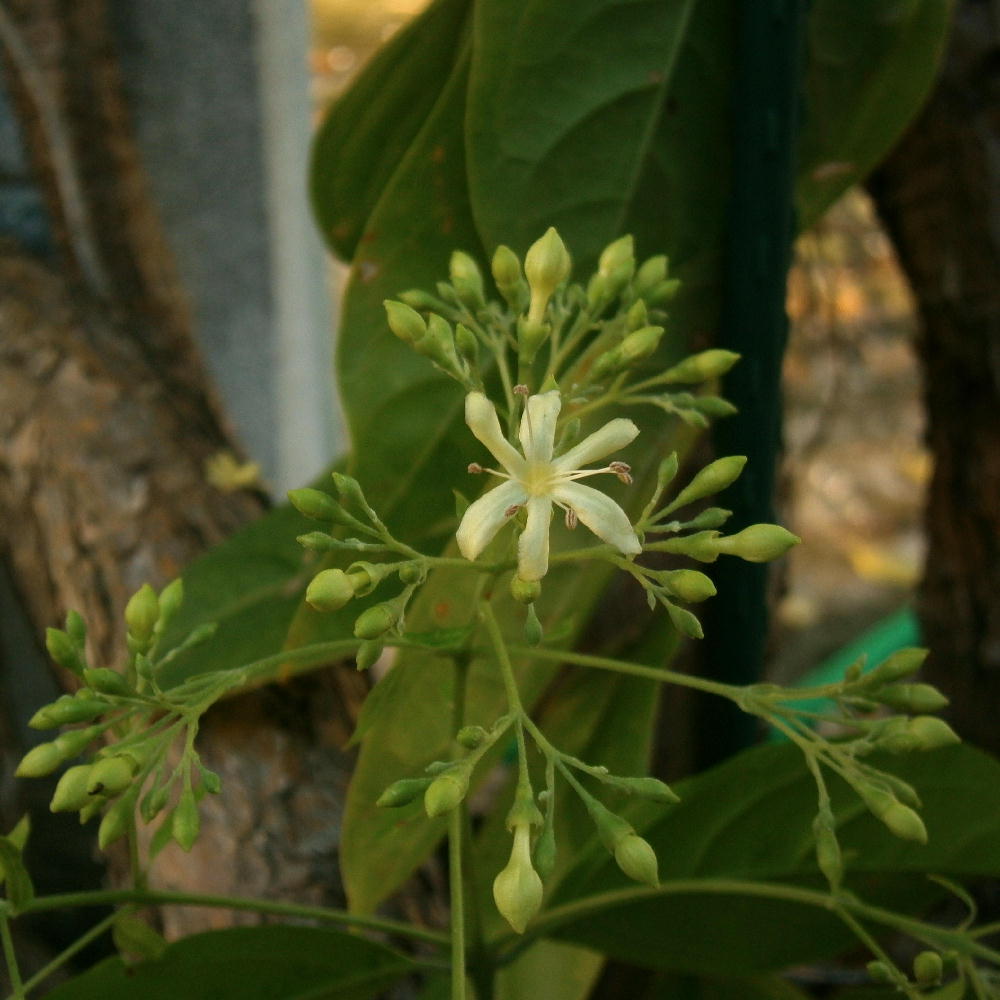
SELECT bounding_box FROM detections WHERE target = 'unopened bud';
[29,695,109,730]
[633,255,668,297]
[493,825,544,933]
[661,350,741,384]
[649,530,724,563]
[66,609,87,646]
[353,602,399,640]
[157,579,184,630]
[83,668,131,697]
[664,456,747,514]
[619,325,664,364]
[532,823,557,879]
[524,227,571,323]
[377,777,432,808]
[614,833,659,888]
[173,789,200,851]
[663,569,716,603]
[140,785,169,823]
[87,756,135,798]
[424,770,469,817]
[98,795,134,849]
[306,569,356,613]
[288,488,340,522]
[456,726,488,750]
[384,300,426,344]
[125,584,159,643]
[607,775,680,803]
[454,323,480,370]
[645,278,681,305]
[714,524,800,563]
[355,639,384,672]
[45,628,85,676]
[865,647,927,685]
[598,235,635,279]
[510,576,541,605]
[626,299,648,331]
[812,812,843,890]
[856,782,927,843]
[866,961,894,984]
[50,765,95,813]
[913,951,943,986]
[491,245,527,308]
[907,716,960,750]
[16,741,66,778]
[692,395,739,418]
[415,314,462,377]
[524,605,544,646]
[449,251,485,309]
[872,683,949,714]
[397,561,425,585]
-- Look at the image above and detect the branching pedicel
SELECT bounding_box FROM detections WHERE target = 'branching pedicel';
[7,229,979,999]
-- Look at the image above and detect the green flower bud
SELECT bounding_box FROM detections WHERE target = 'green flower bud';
[384,300,427,344]
[454,323,480,371]
[913,951,943,986]
[377,776,432,808]
[424,770,470,817]
[876,718,922,754]
[493,825,544,933]
[29,695,109,730]
[449,251,485,309]
[626,299,648,331]
[907,716,960,750]
[353,602,399,640]
[414,314,462,377]
[532,823,557,879]
[812,812,843,890]
[666,601,704,639]
[157,579,185,630]
[296,532,336,552]
[619,325,664,364]
[288,487,340,522]
[199,767,222,795]
[633,255,668,297]
[510,576,541,605]
[98,795,134,849]
[456,726,488,750]
[517,317,550,363]
[397,561,425,585]
[661,349,741,384]
[648,530,724,563]
[140,785,170,823]
[645,278,681,305]
[866,961,894,985]
[605,775,680,804]
[346,560,395,596]
[45,628,85,676]
[857,782,927,843]
[82,667,131,697]
[398,289,439,311]
[78,798,105,824]
[663,569,717,603]
[691,395,739,418]
[865,647,927,685]
[714,524,800,563]
[172,789,200,852]
[355,640,384,672]
[598,234,635,279]
[524,605,544,646]
[50,764,95,813]
[614,833,659,888]
[125,584,160,643]
[306,569,356,613]
[53,725,102,759]
[524,227,571,324]
[491,245,527,309]
[66,609,87,646]
[685,507,732,531]
[16,741,67,778]
[663,456,747,515]
[872,683,949,714]
[87,756,135,798]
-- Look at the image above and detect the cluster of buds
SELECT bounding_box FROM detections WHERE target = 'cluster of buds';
[290,473,429,670]
[16,584,221,854]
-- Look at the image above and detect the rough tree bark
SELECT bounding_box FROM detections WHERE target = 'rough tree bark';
[0,0,373,944]
[869,0,1000,754]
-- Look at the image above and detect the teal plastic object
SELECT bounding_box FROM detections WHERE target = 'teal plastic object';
[768,607,921,741]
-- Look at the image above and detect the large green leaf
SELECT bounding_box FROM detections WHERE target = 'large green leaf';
[310,0,471,260]
[466,0,699,269]
[796,0,951,229]
[43,926,414,1000]
[534,743,1000,974]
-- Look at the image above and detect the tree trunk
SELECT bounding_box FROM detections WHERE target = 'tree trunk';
[868,1,1000,754]
[0,0,375,947]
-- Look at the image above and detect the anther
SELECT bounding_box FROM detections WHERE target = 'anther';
[609,461,633,485]
[468,463,484,474]
[513,384,530,396]
[565,508,578,529]
[504,504,523,518]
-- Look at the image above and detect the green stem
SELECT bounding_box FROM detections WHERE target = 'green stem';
[19,911,118,996]
[1,911,24,999]
[834,906,920,1000]
[449,810,467,1000]
[18,890,448,947]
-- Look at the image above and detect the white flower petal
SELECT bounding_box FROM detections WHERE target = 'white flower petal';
[456,480,527,561]
[517,496,553,581]
[518,391,561,465]
[552,482,640,555]
[465,393,526,476]
[552,418,638,473]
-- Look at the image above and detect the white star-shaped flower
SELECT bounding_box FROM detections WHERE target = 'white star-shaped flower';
[457,390,642,581]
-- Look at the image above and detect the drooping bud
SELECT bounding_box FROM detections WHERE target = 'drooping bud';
[140,785,169,823]
[660,350,741,384]
[384,300,427,344]
[98,795,134,849]
[46,627,85,676]
[50,765,95,813]
[510,576,541,605]
[532,822,557,879]
[613,833,659,888]
[812,811,843,890]
[912,951,943,987]
[86,756,135,798]
[493,824,544,933]
[353,601,400,640]
[524,604,544,646]
[663,569,717,603]
[872,683,949,714]
[306,569,356,613]
[663,456,747,515]
[665,601,704,639]
[602,775,679,804]
[377,777,433,808]
[855,782,927,843]
[424,769,470,817]
[172,789,200,851]
[125,584,160,643]
[866,961,894,985]
[449,251,485,309]
[355,640,385,672]
[524,228,571,324]
[713,524,800,563]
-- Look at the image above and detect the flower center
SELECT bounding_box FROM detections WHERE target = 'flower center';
[521,461,557,497]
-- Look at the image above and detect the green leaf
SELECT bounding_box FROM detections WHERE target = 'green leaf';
[310,0,471,260]
[466,0,699,269]
[0,834,33,910]
[43,926,414,1000]
[643,973,812,1000]
[796,0,951,229]
[497,941,604,1000]
[539,744,1000,974]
